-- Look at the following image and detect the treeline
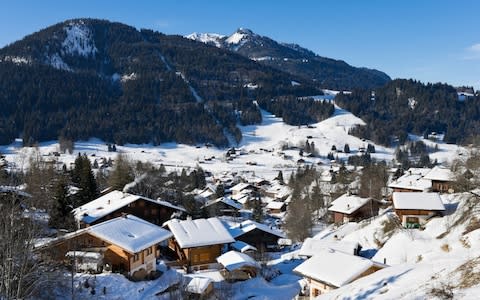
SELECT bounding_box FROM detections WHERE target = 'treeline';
[0,18,320,147]
[335,79,480,146]
[257,96,334,125]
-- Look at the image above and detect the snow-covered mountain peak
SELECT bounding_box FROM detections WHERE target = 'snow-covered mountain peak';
[226,27,255,45]
[185,32,225,48]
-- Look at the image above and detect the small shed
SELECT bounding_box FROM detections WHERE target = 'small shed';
[217,250,260,281]
[185,277,214,299]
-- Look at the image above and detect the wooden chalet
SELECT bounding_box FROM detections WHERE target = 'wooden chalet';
[202,196,242,217]
[217,250,260,281]
[228,220,286,252]
[36,215,172,280]
[294,249,387,298]
[328,193,379,224]
[423,166,455,193]
[185,277,214,299]
[164,217,235,268]
[73,190,185,228]
[266,200,286,214]
[388,168,432,193]
[392,192,445,228]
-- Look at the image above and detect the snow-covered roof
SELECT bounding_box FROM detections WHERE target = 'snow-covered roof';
[266,201,286,210]
[298,238,360,257]
[87,215,172,253]
[294,249,382,287]
[228,220,286,239]
[423,166,454,182]
[72,190,185,224]
[217,250,260,271]
[328,194,370,215]
[231,240,257,253]
[0,185,32,198]
[65,251,102,260]
[231,182,251,192]
[164,217,235,248]
[231,193,250,204]
[186,277,213,294]
[388,173,432,191]
[203,197,242,210]
[392,192,445,211]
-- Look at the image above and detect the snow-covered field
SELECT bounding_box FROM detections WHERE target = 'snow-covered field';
[0,104,466,181]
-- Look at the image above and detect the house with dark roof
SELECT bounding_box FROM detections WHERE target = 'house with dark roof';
[72,190,185,228]
[228,220,286,252]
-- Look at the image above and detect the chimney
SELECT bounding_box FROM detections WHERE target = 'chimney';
[107,199,111,205]
[384,258,386,264]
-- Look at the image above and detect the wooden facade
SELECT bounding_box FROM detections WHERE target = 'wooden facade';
[235,228,282,252]
[168,239,223,267]
[80,198,181,228]
[331,200,379,224]
[430,180,452,193]
[394,208,443,228]
[38,232,158,279]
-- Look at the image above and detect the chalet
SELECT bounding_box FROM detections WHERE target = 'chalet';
[228,220,286,252]
[261,182,290,201]
[328,194,378,224]
[37,215,173,280]
[72,190,185,228]
[217,251,260,281]
[298,238,362,257]
[164,217,235,268]
[266,201,287,214]
[423,166,454,193]
[230,182,254,195]
[230,191,253,208]
[195,184,218,203]
[392,192,445,228]
[388,168,432,193]
[294,249,387,298]
[202,196,242,217]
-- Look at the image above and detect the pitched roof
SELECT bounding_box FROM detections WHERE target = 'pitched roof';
[228,220,286,239]
[203,197,242,210]
[230,182,251,192]
[72,190,186,224]
[328,194,370,215]
[186,277,213,294]
[388,173,432,191]
[164,217,235,248]
[423,166,454,182]
[392,192,445,211]
[299,238,360,257]
[266,201,286,210]
[230,240,257,253]
[42,215,172,254]
[294,249,382,287]
[216,250,260,271]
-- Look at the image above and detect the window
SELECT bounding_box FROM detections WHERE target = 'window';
[133,253,140,262]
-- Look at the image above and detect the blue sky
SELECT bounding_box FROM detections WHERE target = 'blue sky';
[1,0,479,88]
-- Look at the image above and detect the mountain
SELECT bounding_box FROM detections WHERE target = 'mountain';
[0,19,322,146]
[186,28,391,90]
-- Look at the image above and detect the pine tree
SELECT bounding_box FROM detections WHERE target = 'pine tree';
[71,154,98,207]
[344,143,350,153]
[276,170,284,184]
[252,193,263,222]
[108,153,134,190]
[49,175,75,230]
